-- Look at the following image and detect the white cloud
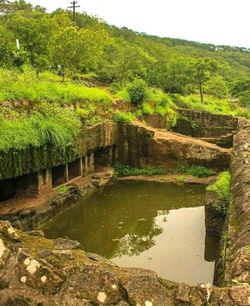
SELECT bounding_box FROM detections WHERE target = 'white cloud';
[28,0,250,47]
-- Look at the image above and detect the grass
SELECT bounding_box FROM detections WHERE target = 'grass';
[0,104,81,152]
[176,164,216,178]
[174,93,250,119]
[0,68,112,105]
[114,162,167,177]
[0,68,114,151]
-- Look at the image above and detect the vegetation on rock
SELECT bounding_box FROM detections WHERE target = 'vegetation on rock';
[207,171,231,202]
[0,0,249,154]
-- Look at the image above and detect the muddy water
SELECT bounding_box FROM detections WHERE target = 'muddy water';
[43,181,216,285]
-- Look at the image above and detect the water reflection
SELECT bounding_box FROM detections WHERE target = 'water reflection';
[43,181,216,284]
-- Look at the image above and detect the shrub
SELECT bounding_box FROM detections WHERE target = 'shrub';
[113,111,134,123]
[127,79,148,106]
[142,103,153,115]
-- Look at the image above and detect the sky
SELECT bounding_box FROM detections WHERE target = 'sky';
[28,0,250,48]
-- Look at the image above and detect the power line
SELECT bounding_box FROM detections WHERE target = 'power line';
[68,1,80,21]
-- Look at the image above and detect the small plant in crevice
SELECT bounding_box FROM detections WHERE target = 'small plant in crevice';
[56,185,70,193]
[176,175,185,183]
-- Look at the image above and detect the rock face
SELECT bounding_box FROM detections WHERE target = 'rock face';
[205,190,226,235]
[223,126,250,285]
[118,122,231,170]
[173,108,239,137]
[0,122,118,181]
[0,221,249,306]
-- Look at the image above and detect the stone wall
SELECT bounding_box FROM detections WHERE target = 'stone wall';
[173,108,239,137]
[223,125,250,285]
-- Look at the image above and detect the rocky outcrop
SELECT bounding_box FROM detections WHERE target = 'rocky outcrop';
[0,123,118,181]
[223,125,250,286]
[119,122,231,170]
[0,221,249,306]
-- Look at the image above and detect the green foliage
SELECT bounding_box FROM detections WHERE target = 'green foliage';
[117,85,178,127]
[0,104,81,152]
[231,79,250,108]
[0,68,111,105]
[142,103,153,115]
[113,111,134,123]
[177,164,216,178]
[176,175,185,183]
[114,162,167,177]
[205,76,229,99]
[127,79,148,106]
[176,94,250,119]
[207,172,231,202]
[0,0,250,91]
[56,185,70,193]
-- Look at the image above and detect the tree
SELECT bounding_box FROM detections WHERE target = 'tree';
[53,23,110,77]
[231,79,250,107]
[191,58,218,103]
[98,39,156,84]
[0,25,15,66]
[205,76,229,99]
[6,9,56,70]
[0,0,10,14]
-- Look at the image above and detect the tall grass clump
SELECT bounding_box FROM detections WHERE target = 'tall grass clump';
[0,104,81,152]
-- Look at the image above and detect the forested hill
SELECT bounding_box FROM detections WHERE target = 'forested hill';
[0,0,250,105]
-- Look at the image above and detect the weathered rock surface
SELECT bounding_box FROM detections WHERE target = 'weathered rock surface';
[119,122,231,170]
[0,221,249,306]
[224,126,250,286]
[0,122,118,181]
[205,190,226,234]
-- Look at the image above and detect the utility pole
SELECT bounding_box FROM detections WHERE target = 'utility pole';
[68,1,80,22]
